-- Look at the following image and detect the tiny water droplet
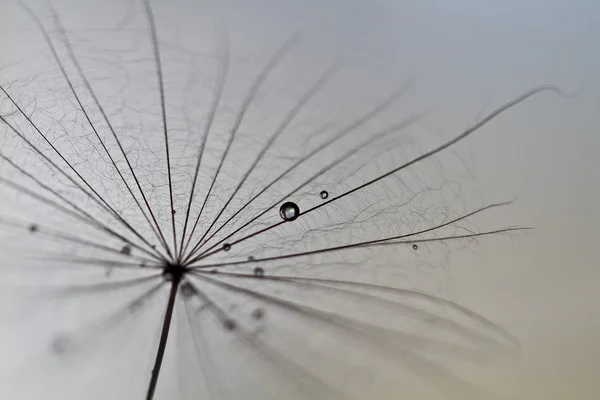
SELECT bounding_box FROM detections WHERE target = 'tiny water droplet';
[247,255,255,261]
[210,269,219,274]
[412,244,418,250]
[279,201,299,221]
[196,304,208,314]
[51,335,72,355]
[28,224,38,233]
[151,244,157,249]
[320,190,329,199]
[222,243,231,252]
[223,319,237,331]
[140,261,148,268]
[129,299,144,313]
[180,282,194,298]
[172,209,177,215]
[252,308,265,320]
[120,245,132,255]
[253,267,264,278]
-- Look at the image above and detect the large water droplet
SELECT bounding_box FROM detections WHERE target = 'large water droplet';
[120,245,132,256]
[253,267,264,278]
[247,255,255,262]
[412,244,418,250]
[320,190,329,199]
[279,201,299,221]
[222,243,231,252]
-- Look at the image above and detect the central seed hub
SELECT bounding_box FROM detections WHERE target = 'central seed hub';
[162,262,186,282]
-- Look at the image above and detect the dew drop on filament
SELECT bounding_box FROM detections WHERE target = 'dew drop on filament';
[252,308,265,320]
[120,245,132,256]
[223,243,231,252]
[279,201,299,221]
[253,267,264,277]
[320,190,329,199]
[28,224,38,233]
[51,334,72,355]
[412,244,418,250]
[223,319,237,331]
[180,282,194,298]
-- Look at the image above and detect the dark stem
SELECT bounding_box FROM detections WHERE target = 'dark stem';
[146,277,180,400]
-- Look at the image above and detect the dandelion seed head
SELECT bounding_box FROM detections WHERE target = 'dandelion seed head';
[161,262,186,282]
[0,1,560,398]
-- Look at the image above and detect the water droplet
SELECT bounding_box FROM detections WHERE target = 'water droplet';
[253,267,264,278]
[247,255,255,261]
[252,308,265,320]
[222,243,231,252]
[320,190,329,199]
[210,269,219,274]
[171,209,176,215]
[129,299,144,313]
[223,319,237,331]
[28,224,38,233]
[120,245,132,256]
[140,261,148,268]
[279,201,299,221]
[51,334,72,355]
[162,271,175,281]
[180,282,194,298]
[412,244,418,250]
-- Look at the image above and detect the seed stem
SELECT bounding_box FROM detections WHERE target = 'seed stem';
[146,277,180,400]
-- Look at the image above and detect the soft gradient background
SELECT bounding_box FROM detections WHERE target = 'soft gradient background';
[1,0,599,399]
